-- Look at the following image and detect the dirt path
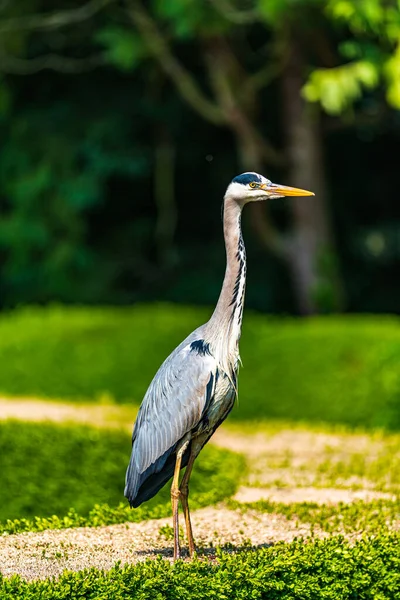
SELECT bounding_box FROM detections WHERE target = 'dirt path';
[0,506,320,581]
[233,486,394,504]
[0,397,137,431]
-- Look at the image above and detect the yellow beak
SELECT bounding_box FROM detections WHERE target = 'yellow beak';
[261,183,315,197]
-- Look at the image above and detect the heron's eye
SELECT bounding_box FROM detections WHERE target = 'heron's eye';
[249,182,258,188]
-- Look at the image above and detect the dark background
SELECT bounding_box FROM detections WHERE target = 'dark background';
[0,0,399,315]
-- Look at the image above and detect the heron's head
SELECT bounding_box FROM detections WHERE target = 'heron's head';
[226,172,314,203]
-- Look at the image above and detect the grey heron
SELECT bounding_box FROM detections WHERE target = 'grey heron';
[125,172,314,559]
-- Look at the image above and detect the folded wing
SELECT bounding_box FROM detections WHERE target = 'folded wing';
[124,339,216,507]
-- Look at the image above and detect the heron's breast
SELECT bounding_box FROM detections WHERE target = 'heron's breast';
[199,370,237,435]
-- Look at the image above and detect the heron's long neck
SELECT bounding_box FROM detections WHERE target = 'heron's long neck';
[205,196,246,360]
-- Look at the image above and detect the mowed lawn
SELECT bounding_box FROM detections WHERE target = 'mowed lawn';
[0,304,399,428]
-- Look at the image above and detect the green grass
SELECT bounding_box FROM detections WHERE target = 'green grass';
[229,498,400,536]
[310,442,400,493]
[1,535,399,599]
[238,424,400,494]
[0,304,399,429]
[0,421,245,526]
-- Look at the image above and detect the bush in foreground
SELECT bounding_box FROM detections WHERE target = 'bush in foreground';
[1,535,399,599]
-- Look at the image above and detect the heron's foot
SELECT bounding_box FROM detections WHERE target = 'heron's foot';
[180,485,196,558]
[173,543,180,561]
[188,539,196,558]
[171,487,182,560]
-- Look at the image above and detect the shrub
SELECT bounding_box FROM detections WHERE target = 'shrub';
[0,304,399,428]
[1,535,399,599]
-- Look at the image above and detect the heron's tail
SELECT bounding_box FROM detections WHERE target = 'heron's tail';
[124,457,141,507]
[124,444,189,508]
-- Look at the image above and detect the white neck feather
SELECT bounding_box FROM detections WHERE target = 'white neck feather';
[204,194,246,376]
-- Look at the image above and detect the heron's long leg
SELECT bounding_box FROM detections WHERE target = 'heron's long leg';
[171,437,190,560]
[179,440,202,557]
[179,453,196,557]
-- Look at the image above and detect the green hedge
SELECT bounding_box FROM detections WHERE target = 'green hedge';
[1,535,399,599]
[0,421,244,524]
[0,304,399,428]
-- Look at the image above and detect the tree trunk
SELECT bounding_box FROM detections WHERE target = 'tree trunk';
[236,127,287,257]
[203,36,286,257]
[281,36,340,314]
[204,33,342,313]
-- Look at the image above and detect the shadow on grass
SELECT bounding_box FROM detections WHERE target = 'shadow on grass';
[135,541,274,561]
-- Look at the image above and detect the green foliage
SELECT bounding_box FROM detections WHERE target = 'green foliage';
[95,27,147,70]
[303,60,379,114]
[154,0,227,38]
[326,0,398,37]
[258,0,302,24]
[0,305,399,429]
[0,420,245,525]
[385,42,400,108]
[1,535,399,598]
[0,86,151,306]
[303,0,400,112]
[0,0,399,314]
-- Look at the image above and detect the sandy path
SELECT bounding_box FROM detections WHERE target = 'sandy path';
[0,397,137,431]
[233,485,395,504]
[0,506,320,581]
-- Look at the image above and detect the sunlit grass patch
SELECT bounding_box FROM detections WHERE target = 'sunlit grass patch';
[230,423,400,495]
[0,305,399,429]
[0,420,246,532]
[229,497,400,535]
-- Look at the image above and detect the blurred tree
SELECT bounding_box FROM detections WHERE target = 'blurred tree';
[127,0,331,313]
[0,92,151,305]
[126,0,400,313]
[304,0,400,114]
[107,0,400,312]
[0,0,398,312]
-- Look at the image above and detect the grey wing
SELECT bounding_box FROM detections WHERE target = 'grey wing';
[124,341,217,506]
